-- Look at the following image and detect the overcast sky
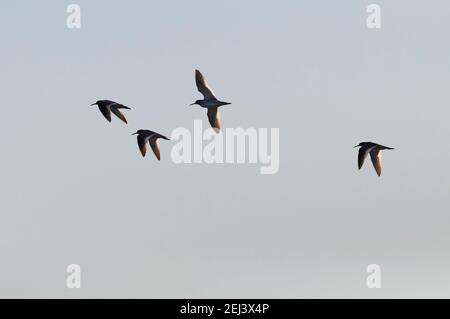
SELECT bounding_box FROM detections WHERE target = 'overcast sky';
[1,0,450,298]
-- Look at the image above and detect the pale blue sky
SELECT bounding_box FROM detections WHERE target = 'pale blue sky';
[1,0,450,298]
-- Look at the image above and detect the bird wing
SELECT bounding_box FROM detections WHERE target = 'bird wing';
[149,137,161,161]
[137,135,147,157]
[358,147,370,169]
[207,107,221,132]
[98,105,111,122]
[195,70,216,99]
[110,106,128,124]
[370,149,382,176]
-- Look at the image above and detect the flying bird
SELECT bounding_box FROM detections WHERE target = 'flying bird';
[354,142,394,176]
[190,69,231,132]
[132,130,170,160]
[91,100,131,124]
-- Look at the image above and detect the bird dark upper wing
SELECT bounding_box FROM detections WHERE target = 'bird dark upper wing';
[110,106,128,124]
[137,135,147,157]
[370,149,382,176]
[98,105,111,122]
[207,107,221,132]
[195,70,216,100]
[358,147,369,170]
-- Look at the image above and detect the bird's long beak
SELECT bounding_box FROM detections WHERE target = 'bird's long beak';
[132,132,138,135]
[353,145,359,148]
[90,103,97,106]
[189,102,196,106]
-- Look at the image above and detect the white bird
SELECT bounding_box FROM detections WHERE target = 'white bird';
[354,142,394,176]
[190,69,231,132]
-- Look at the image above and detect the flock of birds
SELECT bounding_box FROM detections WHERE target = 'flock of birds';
[91,69,230,160]
[91,69,394,176]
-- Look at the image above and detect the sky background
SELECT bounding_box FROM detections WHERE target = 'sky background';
[1,0,450,298]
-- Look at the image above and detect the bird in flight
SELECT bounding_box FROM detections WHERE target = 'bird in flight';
[190,69,231,132]
[132,130,170,160]
[354,142,394,176]
[91,100,131,124]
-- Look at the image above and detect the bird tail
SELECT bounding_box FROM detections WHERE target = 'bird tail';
[159,134,170,141]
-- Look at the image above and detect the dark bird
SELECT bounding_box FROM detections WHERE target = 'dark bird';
[91,100,131,124]
[190,69,231,132]
[354,142,394,176]
[132,130,170,160]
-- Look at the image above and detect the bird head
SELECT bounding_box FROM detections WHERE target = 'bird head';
[189,100,201,106]
[132,130,143,135]
[354,142,371,148]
